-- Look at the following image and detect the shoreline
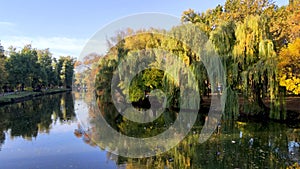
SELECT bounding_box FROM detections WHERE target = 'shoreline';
[201,96,300,124]
[0,88,72,106]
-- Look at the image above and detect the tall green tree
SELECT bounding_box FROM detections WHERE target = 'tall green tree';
[51,57,60,87]
[0,42,7,91]
[37,49,53,87]
[5,45,41,90]
[58,56,75,88]
[4,45,76,91]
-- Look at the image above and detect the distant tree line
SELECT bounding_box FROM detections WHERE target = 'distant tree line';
[0,44,75,92]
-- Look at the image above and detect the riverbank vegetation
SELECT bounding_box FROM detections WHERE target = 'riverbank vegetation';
[86,0,300,123]
[0,88,71,106]
[0,44,75,94]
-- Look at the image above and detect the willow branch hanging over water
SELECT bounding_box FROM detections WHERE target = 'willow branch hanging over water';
[93,0,300,122]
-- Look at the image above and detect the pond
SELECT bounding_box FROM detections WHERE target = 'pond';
[0,92,299,168]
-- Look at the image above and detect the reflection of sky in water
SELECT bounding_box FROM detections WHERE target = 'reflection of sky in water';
[74,99,92,131]
[0,99,117,169]
[1,94,300,168]
[288,141,300,163]
[289,141,300,152]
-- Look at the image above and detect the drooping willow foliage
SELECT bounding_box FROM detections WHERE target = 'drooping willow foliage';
[96,0,299,120]
[205,13,286,120]
[180,0,300,121]
[96,28,209,111]
[95,22,229,118]
[95,8,295,121]
[233,15,282,119]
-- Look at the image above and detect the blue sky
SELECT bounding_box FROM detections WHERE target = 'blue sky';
[0,0,289,58]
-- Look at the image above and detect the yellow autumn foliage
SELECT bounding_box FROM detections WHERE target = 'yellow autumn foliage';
[278,38,300,95]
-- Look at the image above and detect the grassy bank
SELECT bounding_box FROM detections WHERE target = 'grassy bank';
[0,88,71,106]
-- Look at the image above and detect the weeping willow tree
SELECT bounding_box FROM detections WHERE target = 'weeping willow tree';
[179,0,298,121]
[207,14,284,120]
[209,20,239,120]
[232,15,283,120]
[167,24,210,98]
[96,14,287,122]
[96,27,213,111]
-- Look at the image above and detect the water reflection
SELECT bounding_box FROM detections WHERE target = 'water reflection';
[0,92,76,150]
[0,131,4,151]
[75,91,300,168]
[0,92,299,168]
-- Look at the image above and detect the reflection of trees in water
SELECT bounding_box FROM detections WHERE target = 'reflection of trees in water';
[73,87,300,168]
[0,132,4,151]
[0,92,76,146]
[58,92,75,122]
[86,98,180,158]
[77,96,300,168]
[74,123,97,147]
[106,121,298,168]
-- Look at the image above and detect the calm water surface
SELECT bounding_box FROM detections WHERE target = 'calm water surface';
[0,92,299,168]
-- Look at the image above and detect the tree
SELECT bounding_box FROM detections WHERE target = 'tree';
[92,0,298,122]
[233,15,282,119]
[1,44,74,91]
[5,45,41,90]
[224,0,275,20]
[0,42,7,92]
[51,57,60,87]
[0,41,4,58]
[268,0,300,52]
[74,53,102,91]
[286,0,300,41]
[37,49,54,87]
[183,0,290,119]
[278,38,300,95]
[58,56,75,88]
[0,58,7,92]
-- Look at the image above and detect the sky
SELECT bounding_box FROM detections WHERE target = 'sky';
[0,0,289,58]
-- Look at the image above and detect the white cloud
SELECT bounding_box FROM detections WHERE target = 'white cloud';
[1,36,89,58]
[0,21,15,26]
